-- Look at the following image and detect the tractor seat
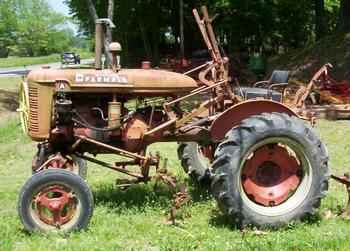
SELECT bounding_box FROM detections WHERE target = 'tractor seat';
[234,70,290,102]
[234,87,283,102]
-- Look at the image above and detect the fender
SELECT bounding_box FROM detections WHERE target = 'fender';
[210,99,298,141]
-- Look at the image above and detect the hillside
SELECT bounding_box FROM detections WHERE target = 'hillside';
[269,32,350,82]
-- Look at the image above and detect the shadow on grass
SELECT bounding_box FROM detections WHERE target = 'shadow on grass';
[93,177,323,232]
[93,179,213,214]
[209,209,323,232]
[93,182,171,211]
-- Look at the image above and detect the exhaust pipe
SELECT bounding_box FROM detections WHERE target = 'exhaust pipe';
[95,19,116,70]
[95,21,104,70]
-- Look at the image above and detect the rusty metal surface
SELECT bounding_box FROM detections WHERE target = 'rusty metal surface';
[95,22,104,70]
[122,114,149,152]
[293,64,332,108]
[210,99,297,142]
[76,153,144,179]
[33,184,77,227]
[27,68,198,94]
[154,167,191,225]
[76,135,147,160]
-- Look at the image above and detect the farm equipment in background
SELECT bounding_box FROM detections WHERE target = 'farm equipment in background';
[286,63,350,120]
[234,62,350,121]
[17,6,330,232]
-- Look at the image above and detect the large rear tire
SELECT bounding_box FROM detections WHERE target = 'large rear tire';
[211,112,329,228]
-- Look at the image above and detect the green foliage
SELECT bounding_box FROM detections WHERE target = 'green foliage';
[0,0,74,57]
[66,0,343,66]
[0,0,17,57]
[326,0,340,12]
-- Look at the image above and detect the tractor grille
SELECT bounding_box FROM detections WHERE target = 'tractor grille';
[28,86,39,133]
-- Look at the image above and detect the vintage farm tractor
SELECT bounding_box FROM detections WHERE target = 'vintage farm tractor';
[17,7,329,232]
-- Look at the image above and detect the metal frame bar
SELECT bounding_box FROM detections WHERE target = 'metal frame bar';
[164,79,227,107]
[76,135,147,160]
[76,153,144,179]
[183,61,213,76]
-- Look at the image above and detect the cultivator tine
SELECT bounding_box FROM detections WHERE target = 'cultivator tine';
[331,174,350,218]
[169,184,191,225]
[154,164,191,225]
[155,170,177,189]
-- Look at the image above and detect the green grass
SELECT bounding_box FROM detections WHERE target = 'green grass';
[1,78,350,250]
[0,50,93,68]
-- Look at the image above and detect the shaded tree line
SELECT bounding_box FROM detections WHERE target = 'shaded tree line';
[66,0,348,66]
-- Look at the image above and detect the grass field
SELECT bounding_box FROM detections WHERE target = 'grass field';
[0,51,93,68]
[1,77,350,250]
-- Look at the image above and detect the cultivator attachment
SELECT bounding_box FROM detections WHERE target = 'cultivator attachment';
[331,174,350,218]
[75,135,192,224]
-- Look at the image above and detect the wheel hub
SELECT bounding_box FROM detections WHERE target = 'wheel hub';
[256,161,282,186]
[242,144,302,206]
[33,185,77,227]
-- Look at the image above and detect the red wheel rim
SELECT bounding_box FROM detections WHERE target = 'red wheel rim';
[241,144,302,206]
[32,185,78,227]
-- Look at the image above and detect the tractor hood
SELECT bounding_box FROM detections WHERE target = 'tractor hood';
[27,68,199,95]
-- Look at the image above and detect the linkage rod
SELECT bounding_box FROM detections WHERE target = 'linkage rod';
[76,135,147,161]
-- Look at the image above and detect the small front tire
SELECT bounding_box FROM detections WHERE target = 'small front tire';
[18,169,94,233]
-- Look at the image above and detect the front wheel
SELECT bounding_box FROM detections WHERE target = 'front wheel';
[211,112,329,228]
[18,169,94,233]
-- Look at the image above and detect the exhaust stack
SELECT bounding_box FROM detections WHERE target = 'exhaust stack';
[94,19,116,70]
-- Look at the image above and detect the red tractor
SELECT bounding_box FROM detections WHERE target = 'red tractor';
[17,7,329,232]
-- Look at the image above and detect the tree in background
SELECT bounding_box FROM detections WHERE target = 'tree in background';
[337,0,350,32]
[66,0,343,66]
[0,0,74,57]
[0,0,17,57]
[315,0,326,40]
